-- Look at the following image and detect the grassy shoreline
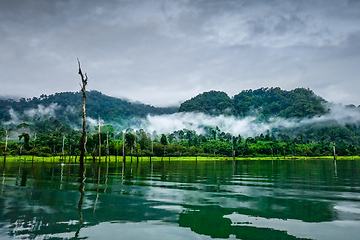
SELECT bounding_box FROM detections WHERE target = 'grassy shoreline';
[1,155,360,163]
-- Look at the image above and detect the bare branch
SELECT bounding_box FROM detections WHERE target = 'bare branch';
[78,58,88,166]
[78,58,88,91]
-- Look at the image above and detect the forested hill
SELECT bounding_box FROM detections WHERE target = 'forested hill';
[179,87,328,118]
[178,91,233,115]
[0,87,334,126]
[0,90,178,124]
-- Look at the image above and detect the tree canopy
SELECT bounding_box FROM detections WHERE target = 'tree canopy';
[233,87,328,118]
[0,90,178,127]
[178,87,328,118]
[179,90,233,115]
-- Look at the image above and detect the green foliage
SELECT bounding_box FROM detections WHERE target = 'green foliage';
[202,140,232,156]
[1,122,360,158]
[233,87,327,118]
[178,87,327,119]
[0,90,178,126]
[125,133,136,148]
[138,130,149,150]
[179,90,232,115]
[160,134,168,145]
[94,124,116,134]
[18,133,30,151]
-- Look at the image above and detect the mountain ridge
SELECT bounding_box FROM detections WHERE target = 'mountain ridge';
[1,87,359,127]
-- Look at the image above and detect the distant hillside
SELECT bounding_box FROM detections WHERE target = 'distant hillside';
[179,87,328,118]
[178,91,232,115]
[233,87,328,118]
[0,87,329,129]
[0,90,178,125]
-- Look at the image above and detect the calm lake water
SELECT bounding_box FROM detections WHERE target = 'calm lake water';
[0,159,359,240]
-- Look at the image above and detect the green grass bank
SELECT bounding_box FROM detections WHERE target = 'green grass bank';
[1,155,360,163]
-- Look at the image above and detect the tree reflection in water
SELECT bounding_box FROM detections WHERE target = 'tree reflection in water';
[1,162,5,194]
[75,165,86,239]
[93,164,101,213]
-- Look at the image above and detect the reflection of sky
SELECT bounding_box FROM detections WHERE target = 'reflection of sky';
[48,221,214,240]
[224,213,360,240]
[334,201,360,221]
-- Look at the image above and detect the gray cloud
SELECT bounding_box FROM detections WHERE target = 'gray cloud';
[0,0,359,106]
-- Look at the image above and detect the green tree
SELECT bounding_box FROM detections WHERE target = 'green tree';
[160,134,168,145]
[138,130,149,150]
[125,133,136,149]
[18,133,30,151]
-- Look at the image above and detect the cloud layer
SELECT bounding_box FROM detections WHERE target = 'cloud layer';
[0,0,359,106]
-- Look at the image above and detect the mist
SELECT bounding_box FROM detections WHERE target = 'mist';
[2,102,360,139]
[24,103,60,119]
[5,109,22,126]
[139,104,360,138]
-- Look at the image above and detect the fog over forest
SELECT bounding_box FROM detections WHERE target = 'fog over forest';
[142,104,360,137]
[3,98,360,139]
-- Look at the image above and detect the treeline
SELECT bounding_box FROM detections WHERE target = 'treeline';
[1,120,359,159]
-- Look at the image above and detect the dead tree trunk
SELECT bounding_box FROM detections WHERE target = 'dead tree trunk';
[98,116,101,163]
[62,134,65,161]
[106,131,109,162]
[131,147,133,163]
[69,145,72,163]
[136,146,139,163]
[78,59,88,167]
[122,132,126,162]
[4,130,8,163]
[232,145,235,161]
[33,133,36,163]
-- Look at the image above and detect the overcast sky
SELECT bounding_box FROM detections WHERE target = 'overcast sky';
[0,0,359,107]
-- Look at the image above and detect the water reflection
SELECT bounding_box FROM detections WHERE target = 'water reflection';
[93,164,101,213]
[334,159,338,177]
[75,166,86,239]
[178,206,314,240]
[0,160,359,240]
[1,162,5,194]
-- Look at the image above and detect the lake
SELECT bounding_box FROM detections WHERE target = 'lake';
[0,159,359,240]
